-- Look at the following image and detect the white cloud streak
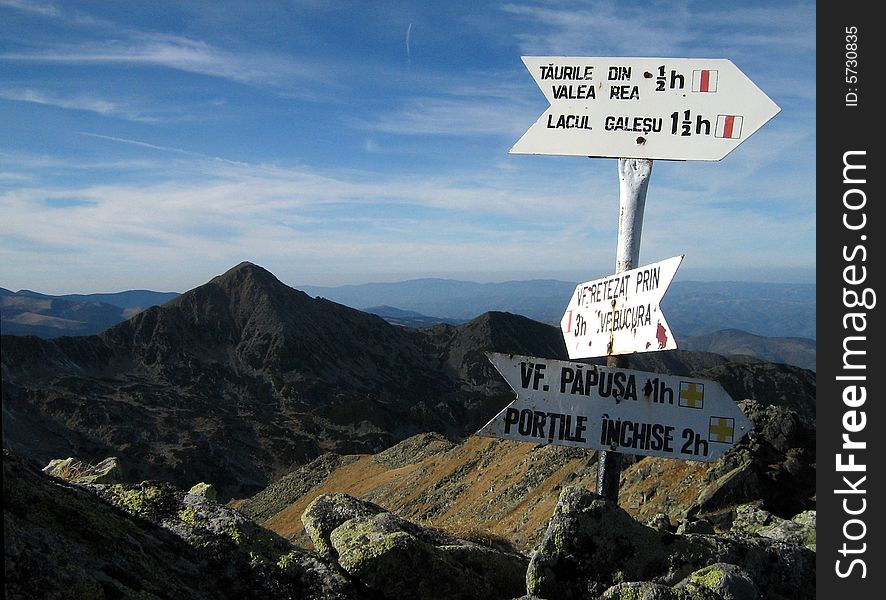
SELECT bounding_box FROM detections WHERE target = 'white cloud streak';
[1,32,320,88]
[77,132,251,166]
[0,147,813,292]
[0,88,164,122]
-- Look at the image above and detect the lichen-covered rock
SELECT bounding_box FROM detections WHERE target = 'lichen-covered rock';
[602,580,720,600]
[90,480,360,599]
[302,493,387,559]
[599,563,760,600]
[188,481,218,501]
[304,493,527,600]
[332,512,527,600]
[677,519,716,535]
[526,486,668,599]
[6,449,361,600]
[686,401,815,527]
[730,504,816,551]
[646,513,674,534]
[601,581,684,599]
[43,456,121,484]
[675,563,762,600]
[525,486,814,600]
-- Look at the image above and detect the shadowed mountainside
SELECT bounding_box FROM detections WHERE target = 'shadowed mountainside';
[2,262,815,504]
[2,263,561,499]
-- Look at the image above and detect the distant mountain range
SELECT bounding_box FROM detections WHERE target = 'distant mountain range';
[300,278,816,340]
[1,262,815,502]
[2,276,815,340]
[679,328,815,371]
[0,287,178,337]
[1,276,816,370]
[363,305,465,327]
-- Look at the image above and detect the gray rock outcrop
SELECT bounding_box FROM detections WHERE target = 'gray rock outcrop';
[525,486,814,600]
[685,400,815,528]
[43,456,122,485]
[7,450,361,600]
[302,492,528,600]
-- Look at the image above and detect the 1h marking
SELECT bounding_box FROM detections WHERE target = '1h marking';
[646,378,674,404]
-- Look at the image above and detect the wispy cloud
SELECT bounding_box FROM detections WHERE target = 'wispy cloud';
[0,88,164,122]
[77,133,251,166]
[360,96,535,137]
[500,0,814,56]
[0,141,814,291]
[501,0,695,56]
[0,0,61,18]
[0,0,118,29]
[0,0,816,291]
[1,32,320,88]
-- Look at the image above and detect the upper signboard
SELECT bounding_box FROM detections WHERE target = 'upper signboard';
[510,57,780,161]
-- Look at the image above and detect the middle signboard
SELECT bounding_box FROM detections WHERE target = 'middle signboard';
[561,255,682,359]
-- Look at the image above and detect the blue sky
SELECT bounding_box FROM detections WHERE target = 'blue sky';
[0,0,815,293]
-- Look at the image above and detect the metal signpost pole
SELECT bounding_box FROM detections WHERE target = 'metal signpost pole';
[596,157,653,502]
[504,55,779,504]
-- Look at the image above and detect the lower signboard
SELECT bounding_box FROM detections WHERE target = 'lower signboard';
[475,352,752,462]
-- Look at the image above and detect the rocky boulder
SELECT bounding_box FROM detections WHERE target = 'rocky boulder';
[303,492,528,600]
[730,504,816,551]
[5,450,362,600]
[525,486,814,600]
[602,563,763,600]
[685,400,815,527]
[302,493,388,560]
[43,456,122,485]
[187,481,218,501]
[95,480,361,599]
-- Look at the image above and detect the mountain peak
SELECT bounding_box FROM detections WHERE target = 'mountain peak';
[210,261,283,289]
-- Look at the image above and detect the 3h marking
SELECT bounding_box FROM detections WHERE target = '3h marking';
[573,313,588,337]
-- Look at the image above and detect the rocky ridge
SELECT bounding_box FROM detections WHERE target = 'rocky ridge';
[4,449,360,600]
[6,449,814,600]
[239,396,814,554]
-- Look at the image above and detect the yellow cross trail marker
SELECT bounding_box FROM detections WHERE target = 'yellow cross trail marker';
[679,382,705,409]
[709,417,736,443]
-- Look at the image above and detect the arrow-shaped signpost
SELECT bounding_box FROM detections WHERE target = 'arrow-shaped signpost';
[477,352,752,463]
[482,56,778,503]
[510,57,780,161]
[561,254,683,359]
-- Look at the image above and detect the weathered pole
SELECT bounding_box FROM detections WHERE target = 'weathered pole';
[596,157,653,502]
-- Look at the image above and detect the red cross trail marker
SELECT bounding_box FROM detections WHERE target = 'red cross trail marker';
[475,352,752,462]
[510,57,780,161]
[561,254,683,359]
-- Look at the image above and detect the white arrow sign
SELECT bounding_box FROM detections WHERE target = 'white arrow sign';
[561,255,682,359]
[476,352,752,462]
[511,57,780,161]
